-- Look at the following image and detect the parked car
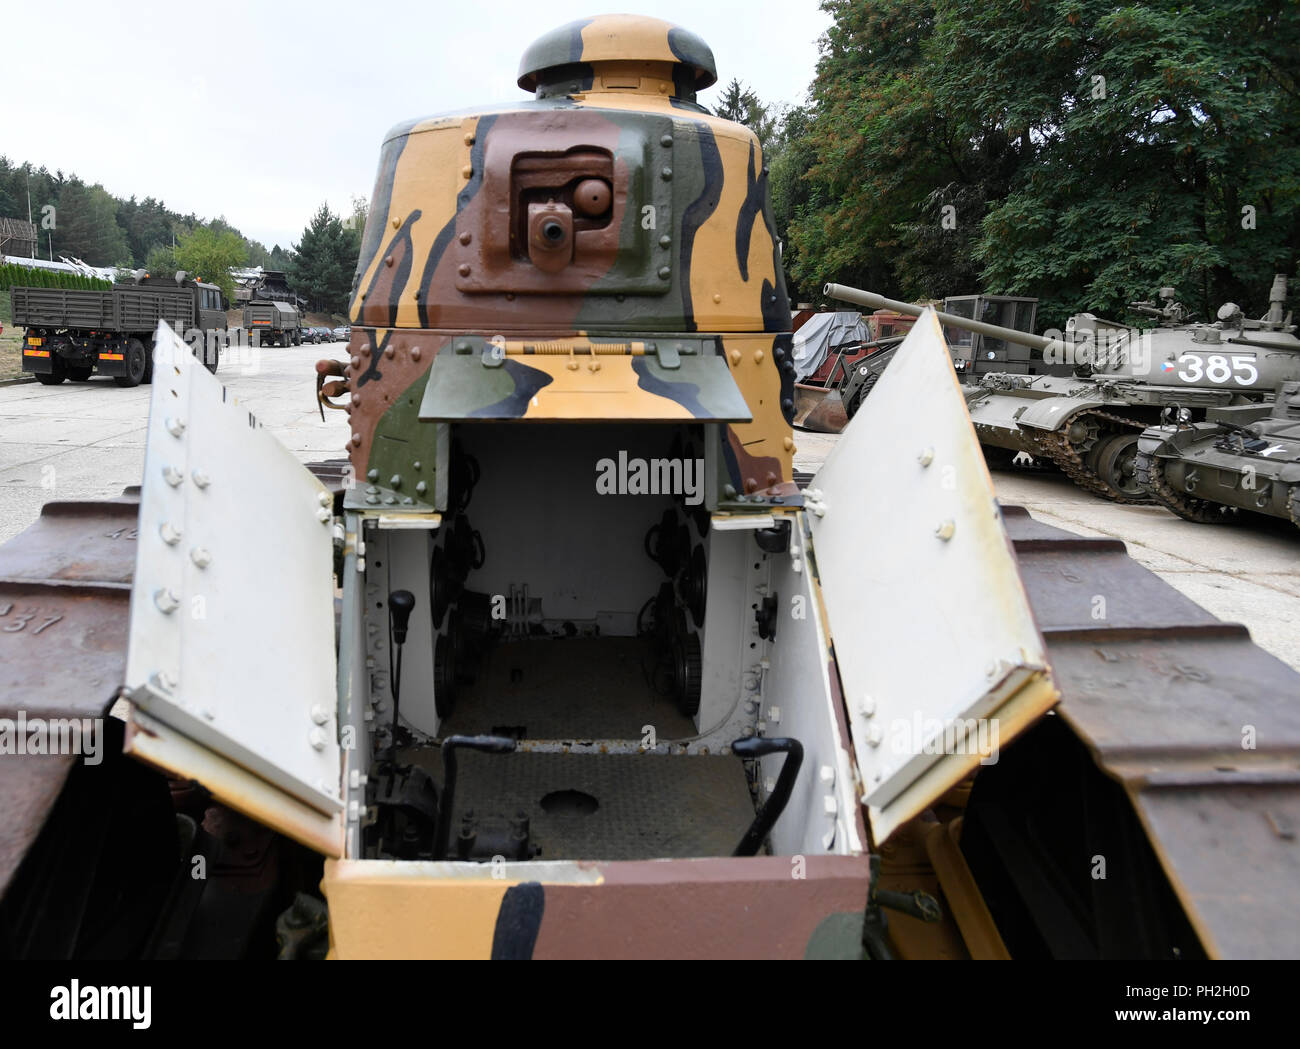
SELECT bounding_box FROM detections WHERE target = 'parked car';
[299,327,319,345]
[317,326,336,342]
[331,325,351,342]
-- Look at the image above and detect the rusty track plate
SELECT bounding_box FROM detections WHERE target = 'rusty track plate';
[0,491,139,895]
[1001,504,1300,959]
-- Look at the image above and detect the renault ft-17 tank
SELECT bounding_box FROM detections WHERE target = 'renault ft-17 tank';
[828,278,1300,502]
[3,16,1300,961]
[1136,380,1300,527]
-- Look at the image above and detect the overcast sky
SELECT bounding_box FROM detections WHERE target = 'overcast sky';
[3,1,831,251]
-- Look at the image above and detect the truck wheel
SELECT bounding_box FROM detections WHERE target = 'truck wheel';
[142,340,155,384]
[35,369,66,386]
[114,339,148,388]
[67,366,94,382]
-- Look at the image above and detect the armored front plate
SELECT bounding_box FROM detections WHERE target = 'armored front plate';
[420,350,752,422]
[808,310,1058,843]
[123,323,343,851]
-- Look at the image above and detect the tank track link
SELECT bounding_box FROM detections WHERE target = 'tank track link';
[1136,441,1242,525]
[1033,407,1154,504]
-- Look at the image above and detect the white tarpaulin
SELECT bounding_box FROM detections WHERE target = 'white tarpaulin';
[791,311,866,381]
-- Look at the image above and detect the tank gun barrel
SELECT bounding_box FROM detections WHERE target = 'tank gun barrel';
[823,283,1064,355]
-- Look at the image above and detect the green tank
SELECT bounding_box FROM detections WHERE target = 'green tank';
[1136,380,1300,527]
[827,277,1300,502]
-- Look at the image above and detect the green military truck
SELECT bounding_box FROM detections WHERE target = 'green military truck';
[13,270,227,387]
[242,300,301,346]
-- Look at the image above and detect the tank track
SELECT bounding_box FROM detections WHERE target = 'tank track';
[1137,442,1242,525]
[1033,407,1154,504]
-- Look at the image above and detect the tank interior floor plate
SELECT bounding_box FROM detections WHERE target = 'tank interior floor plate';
[412,750,756,861]
[437,636,698,740]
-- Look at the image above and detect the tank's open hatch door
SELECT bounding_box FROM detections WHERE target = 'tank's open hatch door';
[807,310,1058,844]
[419,339,752,422]
[120,323,344,857]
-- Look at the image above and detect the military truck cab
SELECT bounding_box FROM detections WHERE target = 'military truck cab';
[15,270,226,386]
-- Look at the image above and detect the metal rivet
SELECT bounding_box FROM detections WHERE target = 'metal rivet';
[351,433,362,446]
[935,520,956,541]
[155,670,177,691]
[154,588,180,613]
[384,255,394,268]
[866,724,883,747]
[367,469,380,482]
[458,264,471,277]
[390,475,402,489]
[166,417,186,437]
[464,132,475,145]
[659,235,671,248]
[317,508,332,523]
[384,346,395,358]
[416,481,427,496]
[309,728,328,751]
[160,522,182,545]
[191,469,210,489]
[753,349,764,363]
[411,347,421,361]
[861,695,876,717]
[311,704,330,725]
[459,232,472,245]
[190,547,212,568]
[918,447,935,467]
[730,349,741,365]
[661,134,673,147]
[658,266,671,280]
[461,165,473,179]
[163,465,184,487]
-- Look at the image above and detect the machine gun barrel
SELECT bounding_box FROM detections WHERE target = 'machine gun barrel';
[823,283,1067,356]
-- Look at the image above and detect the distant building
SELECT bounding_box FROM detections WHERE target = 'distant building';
[0,218,37,259]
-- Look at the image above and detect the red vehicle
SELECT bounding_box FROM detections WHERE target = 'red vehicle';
[791,308,916,431]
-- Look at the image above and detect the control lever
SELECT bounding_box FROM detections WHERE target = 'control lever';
[435,735,517,860]
[731,736,803,857]
[387,590,415,766]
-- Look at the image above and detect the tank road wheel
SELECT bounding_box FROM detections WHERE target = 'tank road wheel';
[66,366,94,382]
[113,339,148,388]
[1143,450,1242,526]
[1089,433,1144,500]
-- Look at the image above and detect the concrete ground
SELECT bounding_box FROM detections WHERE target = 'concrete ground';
[0,343,349,546]
[1,350,1295,673]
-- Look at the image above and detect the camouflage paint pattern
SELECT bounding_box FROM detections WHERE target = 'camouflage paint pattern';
[335,14,795,512]
[320,15,832,958]
[323,855,869,960]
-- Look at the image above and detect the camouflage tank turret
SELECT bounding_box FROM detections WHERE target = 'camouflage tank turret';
[828,277,1300,502]
[3,16,1300,962]
[1136,380,1300,527]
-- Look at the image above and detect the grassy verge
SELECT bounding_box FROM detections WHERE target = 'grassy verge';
[0,291,25,381]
